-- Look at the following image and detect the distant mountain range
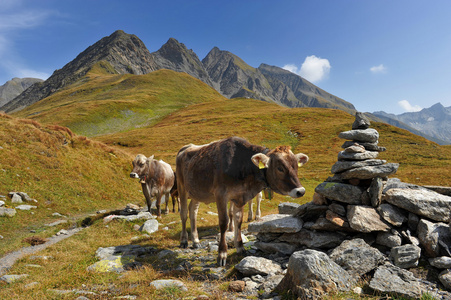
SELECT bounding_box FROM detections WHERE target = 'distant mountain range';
[372,103,451,145]
[0,30,449,145]
[0,30,355,115]
[0,77,43,108]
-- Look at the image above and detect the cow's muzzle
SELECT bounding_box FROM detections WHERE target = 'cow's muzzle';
[130,173,139,179]
[288,187,305,198]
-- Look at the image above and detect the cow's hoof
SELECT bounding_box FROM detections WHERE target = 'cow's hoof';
[217,252,227,266]
[192,242,200,249]
[180,241,188,249]
[164,210,169,215]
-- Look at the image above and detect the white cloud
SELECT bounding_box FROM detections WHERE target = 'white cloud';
[370,64,387,74]
[299,55,331,83]
[282,64,298,74]
[283,55,331,83]
[398,100,422,112]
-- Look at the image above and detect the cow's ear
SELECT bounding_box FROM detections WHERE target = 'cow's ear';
[295,153,309,167]
[251,153,270,169]
[148,155,155,160]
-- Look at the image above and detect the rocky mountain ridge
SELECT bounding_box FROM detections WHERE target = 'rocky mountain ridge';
[372,103,451,145]
[0,78,43,108]
[0,30,355,115]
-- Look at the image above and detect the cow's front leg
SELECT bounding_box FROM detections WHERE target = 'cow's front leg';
[227,202,234,232]
[232,202,245,255]
[217,199,229,266]
[141,183,153,214]
[189,199,200,248]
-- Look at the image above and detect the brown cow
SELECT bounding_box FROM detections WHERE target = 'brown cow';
[130,154,175,217]
[176,137,308,266]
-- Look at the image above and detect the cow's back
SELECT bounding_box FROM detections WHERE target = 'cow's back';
[151,159,175,193]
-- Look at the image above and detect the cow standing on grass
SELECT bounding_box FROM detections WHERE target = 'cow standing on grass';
[130,154,176,217]
[176,137,309,266]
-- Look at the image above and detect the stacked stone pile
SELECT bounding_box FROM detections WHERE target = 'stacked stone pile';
[247,112,451,299]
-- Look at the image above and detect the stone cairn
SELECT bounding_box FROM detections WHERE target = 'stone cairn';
[247,112,451,299]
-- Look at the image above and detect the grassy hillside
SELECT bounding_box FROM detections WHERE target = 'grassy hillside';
[12,67,225,137]
[0,113,141,255]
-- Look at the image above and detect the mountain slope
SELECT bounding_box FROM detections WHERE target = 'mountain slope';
[0,77,43,108]
[373,103,451,145]
[1,30,158,113]
[12,68,224,137]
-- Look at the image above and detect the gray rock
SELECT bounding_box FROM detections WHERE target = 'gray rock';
[315,182,364,205]
[0,274,29,283]
[45,219,68,226]
[331,159,386,174]
[340,163,398,180]
[87,255,139,273]
[248,214,303,233]
[329,238,386,277]
[342,140,386,152]
[18,192,33,202]
[95,245,155,260]
[347,205,391,232]
[0,207,16,217]
[11,193,23,203]
[221,231,249,247]
[344,144,366,153]
[254,241,297,255]
[338,128,379,143]
[279,229,345,249]
[384,188,451,222]
[292,202,328,220]
[15,205,37,210]
[352,112,371,129]
[408,212,420,231]
[429,256,451,269]
[390,244,422,268]
[0,200,5,207]
[139,219,159,234]
[439,269,451,290]
[377,203,407,227]
[149,279,188,292]
[337,150,379,161]
[369,177,384,207]
[376,231,402,248]
[235,256,282,276]
[278,202,300,215]
[277,249,355,299]
[417,219,451,258]
[328,203,346,216]
[369,263,425,299]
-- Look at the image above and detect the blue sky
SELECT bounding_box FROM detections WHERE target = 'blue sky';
[1,0,451,114]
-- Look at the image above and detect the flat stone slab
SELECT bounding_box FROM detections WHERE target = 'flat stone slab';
[248,214,303,233]
[331,159,386,174]
[340,163,399,180]
[315,182,364,205]
[338,128,379,143]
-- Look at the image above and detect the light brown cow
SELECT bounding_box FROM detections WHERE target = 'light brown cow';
[176,137,308,266]
[130,154,175,217]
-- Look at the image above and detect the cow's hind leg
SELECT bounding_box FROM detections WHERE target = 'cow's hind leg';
[255,192,262,220]
[217,198,229,266]
[164,193,170,214]
[227,202,234,232]
[179,187,189,249]
[189,199,201,248]
[155,193,163,218]
[247,199,254,222]
[231,202,245,255]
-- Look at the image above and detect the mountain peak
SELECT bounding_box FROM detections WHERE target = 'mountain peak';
[1,30,158,113]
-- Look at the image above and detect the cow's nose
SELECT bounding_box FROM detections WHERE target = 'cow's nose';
[130,173,138,178]
[289,187,305,198]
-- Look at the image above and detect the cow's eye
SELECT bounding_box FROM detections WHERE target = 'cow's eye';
[277,166,284,172]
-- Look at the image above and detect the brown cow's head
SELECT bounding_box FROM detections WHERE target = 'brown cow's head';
[251,146,308,198]
[130,154,154,182]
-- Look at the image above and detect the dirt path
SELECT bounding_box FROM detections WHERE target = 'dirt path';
[0,227,83,276]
